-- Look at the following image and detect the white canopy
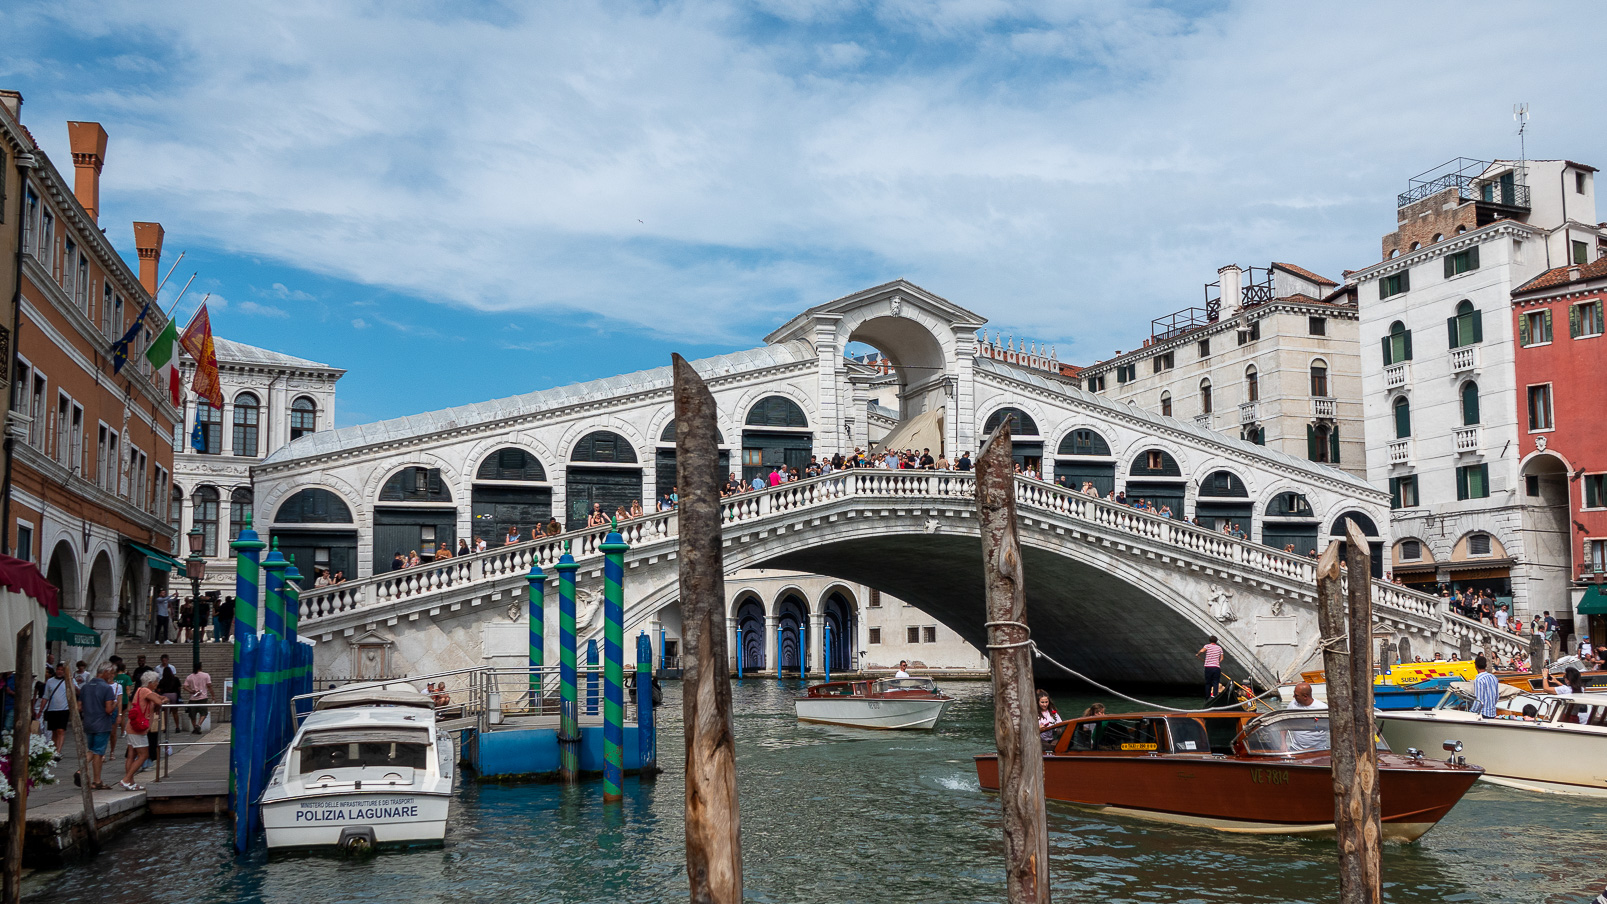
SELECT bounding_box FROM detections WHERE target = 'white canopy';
[0,589,49,678]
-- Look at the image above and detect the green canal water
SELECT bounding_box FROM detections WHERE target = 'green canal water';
[25,679,1607,903]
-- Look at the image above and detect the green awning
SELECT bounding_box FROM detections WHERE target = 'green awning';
[1578,585,1607,615]
[47,612,101,647]
[127,541,185,573]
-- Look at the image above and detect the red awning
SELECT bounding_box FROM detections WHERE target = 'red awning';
[0,554,59,615]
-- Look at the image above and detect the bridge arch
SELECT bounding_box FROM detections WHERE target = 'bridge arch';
[732,591,767,671]
[773,590,811,672]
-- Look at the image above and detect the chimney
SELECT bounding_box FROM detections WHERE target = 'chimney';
[67,122,108,222]
[133,221,164,296]
[0,90,21,120]
[1218,264,1244,313]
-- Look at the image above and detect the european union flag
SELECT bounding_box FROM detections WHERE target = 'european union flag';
[191,420,206,452]
[109,300,153,374]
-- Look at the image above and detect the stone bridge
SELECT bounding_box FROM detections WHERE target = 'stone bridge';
[297,471,1524,688]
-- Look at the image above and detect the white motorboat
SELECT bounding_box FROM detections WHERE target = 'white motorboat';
[261,687,456,851]
[794,677,953,730]
[1377,683,1607,797]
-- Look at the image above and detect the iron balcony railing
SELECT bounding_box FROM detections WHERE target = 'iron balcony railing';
[1397,157,1531,209]
[1151,307,1215,341]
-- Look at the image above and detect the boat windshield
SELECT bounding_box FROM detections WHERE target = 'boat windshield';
[874,678,939,694]
[298,729,431,774]
[1240,711,1390,755]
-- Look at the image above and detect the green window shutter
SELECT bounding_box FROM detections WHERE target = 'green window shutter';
[1329,423,1341,463]
[1462,384,1479,425]
[1471,309,1483,343]
[1469,245,1479,269]
[1597,301,1605,331]
[1401,270,1410,291]
[1456,466,1469,501]
[1571,304,1581,339]
[1475,464,1489,498]
[1543,309,1553,342]
[1389,477,1401,509]
[1403,328,1413,360]
[1444,256,1455,279]
[1379,280,1388,300]
[1394,400,1411,439]
[1519,312,1531,346]
[1306,424,1317,461]
[1380,335,1393,366]
[1447,315,1459,348]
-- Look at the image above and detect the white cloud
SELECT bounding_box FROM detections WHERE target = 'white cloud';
[236,300,289,318]
[262,282,316,302]
[350,317,368,329]
[13,1,1607,360]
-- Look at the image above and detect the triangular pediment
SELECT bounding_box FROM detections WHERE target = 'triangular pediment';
[765,279,987,345]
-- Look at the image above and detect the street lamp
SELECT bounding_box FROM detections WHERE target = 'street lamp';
[185,526,206,672]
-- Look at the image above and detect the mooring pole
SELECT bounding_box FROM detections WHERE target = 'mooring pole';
[976,422,1050,904]
[1316,522,1382,904]
[586,639,600,716]
[557,544,580,784]
[260,539,287,641]
[735,627,743,679]
[526,563,546,709]
[824,623,831,683]
[4,624,34,904]
[800,621,807,681]
[229,517,265,853]
[673,353,743,904]
[636,631,657,779]
[776,623,783,681]
[601,520,629,803]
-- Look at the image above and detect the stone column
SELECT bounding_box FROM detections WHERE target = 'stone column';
[763,614,778,673]
[813,315,844,457]
[726,616,739,672]
[950,325,980,460]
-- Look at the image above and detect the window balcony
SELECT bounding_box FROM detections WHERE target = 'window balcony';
[1450,346,1478,372]
[1312,398,1337,419]
[1388,438,1412,465]
[1194,413,1212,430]
[1384,363,1409,389]
[1453,425,1480,453]
[1239,401,1259,425]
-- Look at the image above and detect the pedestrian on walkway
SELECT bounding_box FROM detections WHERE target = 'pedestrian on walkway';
[216,596,234,641]
[1196,635,1225,699]
[78,664,119,791]
[183,663,212,734]
[157,656,183,734]
[121,674,161,790]
[153,591,171,642]
[41,661,72,753]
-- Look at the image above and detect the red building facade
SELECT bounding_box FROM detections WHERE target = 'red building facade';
[1511,257,1607,648]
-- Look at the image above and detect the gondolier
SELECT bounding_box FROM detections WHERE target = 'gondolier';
[1196,636,1224,699]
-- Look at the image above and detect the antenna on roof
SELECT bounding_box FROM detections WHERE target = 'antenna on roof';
[1513,102,1529,184]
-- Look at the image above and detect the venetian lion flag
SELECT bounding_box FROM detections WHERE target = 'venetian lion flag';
[144,314,183,407]
[179,303,224,409]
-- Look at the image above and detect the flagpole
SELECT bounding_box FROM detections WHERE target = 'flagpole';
[163,275,197,320]
[180,293,211,330]
[155,250,185,296]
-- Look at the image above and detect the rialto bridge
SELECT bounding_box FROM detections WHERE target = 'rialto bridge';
[254,281,1524,687]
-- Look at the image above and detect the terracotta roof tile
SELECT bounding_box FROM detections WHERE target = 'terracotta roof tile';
[1271,262,1338,286]
[1513,258,1607,295]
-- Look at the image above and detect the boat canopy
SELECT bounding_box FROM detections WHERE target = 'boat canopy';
[313,688,435,711]
[299,728,432,746]
[873,677,940,694]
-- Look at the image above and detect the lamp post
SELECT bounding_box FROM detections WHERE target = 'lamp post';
[185,526,206,672]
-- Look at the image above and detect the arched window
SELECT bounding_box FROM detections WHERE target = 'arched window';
[1384,321,1412,365]
[744,396,808,429]
[1448,299,1483,348]
[1130,449,1181,477]
[169,485,183,532]
[1460,381,1480,425]
[229,488,253,541]
[1056,429,1110,457]
[476,448,548,482]
[1199,379,1212,415]
[1409,241,1420,251]
[1266,492,1313,517]
[1309,360,1328,398]
[195,400,222,455]
[232,392,259,457]
[659,420,726,444]
[1393,396,1412,439]
[1159,392,1172,417]
[1245,366,1259,402]
[274,488,354,523]
[380,466,452,502]
[571,431,638,463]
[982,407,1039,437]
[192,486,219,556]
[1432,233,1443,243]
[1199,470,1248,497]
[290,396,317,441]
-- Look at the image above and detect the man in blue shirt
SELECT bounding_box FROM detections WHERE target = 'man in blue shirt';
[1472,654,1500,718]
[79,664,120,790]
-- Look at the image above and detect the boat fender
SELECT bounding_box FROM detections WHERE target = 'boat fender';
[338,827,377,855]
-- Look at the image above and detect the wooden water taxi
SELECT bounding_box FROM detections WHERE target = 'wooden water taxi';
[975,708,1481,841]
[795,677,952,730]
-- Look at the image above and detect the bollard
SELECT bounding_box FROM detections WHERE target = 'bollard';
[824,623,831,683]
[229,517,265,854]
[556,544,580,784]
[601,522,629,803]
[636,632,657,779]
[587,639,600,716]
[736,629,744,679]
[776,623,783,681]
[525,564,546,709]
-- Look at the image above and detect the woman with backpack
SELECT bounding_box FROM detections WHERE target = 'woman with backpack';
[120,674,163,791]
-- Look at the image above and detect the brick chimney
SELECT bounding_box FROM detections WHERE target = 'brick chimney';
[67,122,108,222]
[0,90,21,120]
[133,221,164,295]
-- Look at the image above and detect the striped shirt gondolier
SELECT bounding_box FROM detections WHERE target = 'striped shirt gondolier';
[1472,671,1500,717]
[1202,643,1224,668]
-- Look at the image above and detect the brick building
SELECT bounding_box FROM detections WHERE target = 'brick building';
[0,93,182,657]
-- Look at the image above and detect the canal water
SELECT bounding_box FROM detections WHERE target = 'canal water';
[26,679,1607,903]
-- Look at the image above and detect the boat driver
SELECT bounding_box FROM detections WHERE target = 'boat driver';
[1285,682,1329,752]
[894,661,910,679]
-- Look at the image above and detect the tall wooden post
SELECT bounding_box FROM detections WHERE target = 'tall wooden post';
[976,423,1051,904]
[64,652,100,854]
[673,354,743,904]
[1316,521,1382,904]
[4,625,34,904]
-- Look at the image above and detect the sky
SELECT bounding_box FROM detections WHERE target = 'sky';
[3,1,1603,427]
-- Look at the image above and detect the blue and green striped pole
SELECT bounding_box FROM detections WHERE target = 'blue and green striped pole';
[824,622,831,683]
[735,625,743,679]
[257,542,289,775]
[636,631,656,778]
[600,520,629,803]
[525,563,546,709]
[586,639,600,715]
[228,517,265,853]
[283,556,305,734]
[556,543,580,784]
[261,539,287,641]
[283,556,302,647]
[777,623,783,679]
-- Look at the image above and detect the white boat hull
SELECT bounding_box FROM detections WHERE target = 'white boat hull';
[1378,710,1607,798]
[262,791,452,849]
[795,696,949,730]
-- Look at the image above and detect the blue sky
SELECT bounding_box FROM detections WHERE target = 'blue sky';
[4,1,1604,426]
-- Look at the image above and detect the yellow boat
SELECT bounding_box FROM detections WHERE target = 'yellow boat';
[1300,660,1477,689]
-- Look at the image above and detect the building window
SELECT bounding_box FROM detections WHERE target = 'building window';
[1460,381,1480,425]
[289,396,318,440]
[232,393,260,456]
[868,627,881,645]
[1586,474,1607,509]
[1159,392,1172,417]
[1382,320,1412,365]
[1571,300,1604,338]
[1308,316,1326,336]
[1574,240,1590,266]
[1153,352,1174,374]
[1400,540,1421,560]
[922,625,937,644]
[1115,364,1136,384]
[169,485,183,532]
[1197,339,1210,358]
[75,254,88,310]
[1199,379,1212,414]
[1456,464,1490,501]
[741,448,763,469]
[14,524,31,563]
[906,626,920,644]
[1527,384,1553,431]
[1309,362,1328,398]
[195,400,222,454]
[1379,272,1409,299]
[1468,534,1492,556]
[1245,366,1258,402]
[1590,540,1607,575]
[1308,423,1337,464]
[1237,321,1261,345]
[1443,246,1480,278]
[1389,475,1419,509]
[192,486,220,556]
[1520,309,1553,346]
[1086,375,1105,392]
[1392,396,1411,439]
[1447,300,1483,348]
[229,488,254,541]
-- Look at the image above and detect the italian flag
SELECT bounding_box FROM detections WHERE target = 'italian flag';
[145,317,183,407]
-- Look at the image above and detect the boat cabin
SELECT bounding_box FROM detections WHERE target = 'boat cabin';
[1438,685,1607,727]
[1048,712,1254,757]
[802,677,943,698]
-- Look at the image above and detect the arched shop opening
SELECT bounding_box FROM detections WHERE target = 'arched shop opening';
[1261,492,1319,556]
[1053,428,1115,495]
[1125,449,1185,513]
[734,594,766,671]
[374,467,457,571]
[1330,511,1384,578]
[821,589,857,672]
[982,407,1041,472]
[567,431,641,529]
[774,593,810,674]
[742,397,812,484]
[1195,470,1251,533]
[657,420,729,501]
[273,488,358,583]
[472,448,552,546]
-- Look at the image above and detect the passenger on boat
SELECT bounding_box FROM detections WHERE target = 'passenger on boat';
[1286,682,1329,752]
[1541,667,1588,722]
[1036,690,1061,749]
[895,661,910,678]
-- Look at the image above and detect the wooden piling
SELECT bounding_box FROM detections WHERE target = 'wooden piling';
[4,625,33,904]
[975,423,1051,904]
[673,353,743,904]
[1316,521,1381,904]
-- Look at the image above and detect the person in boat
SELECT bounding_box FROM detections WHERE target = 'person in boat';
[1285,682,1329,752]
[1197,635,1225,699]
[1036,690,1061,749]
[1472,654,1500,717]
[894,661,910,678]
